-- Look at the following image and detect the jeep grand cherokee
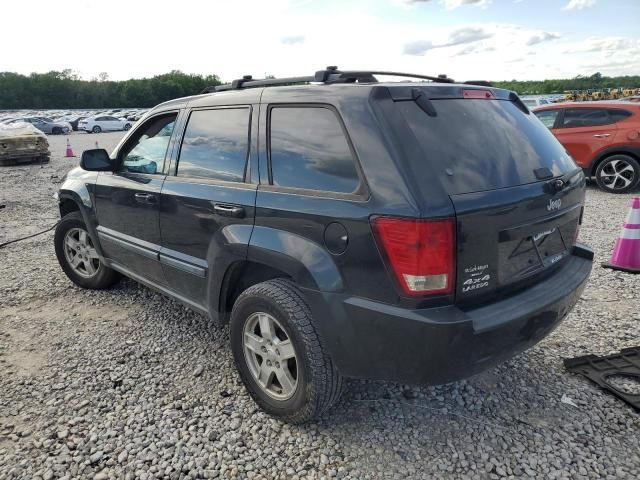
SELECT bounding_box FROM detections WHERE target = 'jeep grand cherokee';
[54,68,593,423]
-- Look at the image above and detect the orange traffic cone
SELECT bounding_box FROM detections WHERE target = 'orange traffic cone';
[65,138,75,158]
[95,140,99,149]
[602,197,640,273]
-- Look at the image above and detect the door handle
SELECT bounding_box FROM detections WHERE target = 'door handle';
[593,133,611,138]
[214,203,245,218]
[134,193,157,205]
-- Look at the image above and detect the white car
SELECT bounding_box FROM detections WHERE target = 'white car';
[78,115,132,133]
[521,96,554,108]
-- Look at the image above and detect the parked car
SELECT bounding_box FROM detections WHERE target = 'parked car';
[521,96,553,108]
[65,115,87,131]
[0,121,50,166]
[533,102,640,193]
[78,115,132,133]
[11,117,71,134]
[54,68,593,422]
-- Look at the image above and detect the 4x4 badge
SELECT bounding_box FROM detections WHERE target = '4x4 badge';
[547,198,562,212]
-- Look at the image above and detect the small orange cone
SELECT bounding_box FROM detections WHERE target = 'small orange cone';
[95,140,99,149]
[602,197,640,273]
[65,138,75,158]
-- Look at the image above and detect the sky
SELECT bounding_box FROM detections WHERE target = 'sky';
[2,0,639,82]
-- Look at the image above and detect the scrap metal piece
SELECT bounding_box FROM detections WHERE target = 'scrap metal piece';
[564,347,640,411]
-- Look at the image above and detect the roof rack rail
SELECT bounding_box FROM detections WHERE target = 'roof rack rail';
[201,66,455,93]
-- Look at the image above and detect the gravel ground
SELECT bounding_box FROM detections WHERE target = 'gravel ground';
[1,132,639,480]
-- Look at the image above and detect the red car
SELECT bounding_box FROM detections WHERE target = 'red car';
[533,102,640,193]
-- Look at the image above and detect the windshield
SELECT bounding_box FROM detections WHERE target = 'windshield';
[398,98,577,194]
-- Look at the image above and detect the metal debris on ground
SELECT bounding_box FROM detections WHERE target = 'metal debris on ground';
[564,347,640,411]
[560,394,579,408]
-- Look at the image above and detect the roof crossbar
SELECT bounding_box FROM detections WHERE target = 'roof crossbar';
[202,66,456,93]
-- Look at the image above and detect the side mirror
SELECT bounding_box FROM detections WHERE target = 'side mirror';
[80,149,113,171]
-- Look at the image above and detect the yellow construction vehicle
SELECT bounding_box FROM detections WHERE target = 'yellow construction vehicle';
[622,88,635,97]
[577,90,592,102]
[563,90,577,102]
[592,90,606,101]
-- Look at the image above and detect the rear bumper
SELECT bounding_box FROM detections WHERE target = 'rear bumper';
[304,244,593,385]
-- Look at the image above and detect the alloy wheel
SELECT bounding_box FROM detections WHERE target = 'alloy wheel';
[63,228,100,278]
[243,312,298,400]
[599,159,636,191]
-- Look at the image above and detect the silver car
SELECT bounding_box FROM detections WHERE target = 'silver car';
[14,117,71,135]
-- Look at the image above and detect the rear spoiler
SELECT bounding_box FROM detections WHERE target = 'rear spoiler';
[380,85,531,116]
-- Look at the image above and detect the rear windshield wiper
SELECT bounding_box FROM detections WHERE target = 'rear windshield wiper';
[411,88,437,117]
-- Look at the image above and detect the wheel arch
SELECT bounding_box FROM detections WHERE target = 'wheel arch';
[214,226,344,323]
[587,146,640,177]
[57,190,105,258]
[217,260,292,323]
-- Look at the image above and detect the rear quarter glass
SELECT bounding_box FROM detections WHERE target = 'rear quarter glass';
[398,99,577,194]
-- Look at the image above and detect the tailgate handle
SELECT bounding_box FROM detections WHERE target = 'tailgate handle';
[593,133,611,138]
[545,178,567,194]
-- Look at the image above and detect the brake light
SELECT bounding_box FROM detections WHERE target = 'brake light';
[463,89,495,99]
[371,217,455,296]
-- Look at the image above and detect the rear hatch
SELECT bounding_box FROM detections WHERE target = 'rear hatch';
[390,85,585,304]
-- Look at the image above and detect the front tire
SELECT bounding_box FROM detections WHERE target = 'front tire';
[92,125,102,134]
[54,211,120,289]
[123,123,131,131]
[230,279,344,423]
[595,154,640,193]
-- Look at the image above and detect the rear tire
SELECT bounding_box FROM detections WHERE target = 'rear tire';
[54,211,120,289]
[52,127,61,135]
[124,123,131,131]
[92,125,102,134]
[595,154,640,193]
[230,279,344,423]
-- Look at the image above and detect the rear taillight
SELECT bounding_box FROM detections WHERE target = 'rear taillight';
[371,217,455,296]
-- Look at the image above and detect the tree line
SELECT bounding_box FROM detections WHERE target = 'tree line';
[0,70,221,109]
[493,72,640,95]
[1,70,639,109]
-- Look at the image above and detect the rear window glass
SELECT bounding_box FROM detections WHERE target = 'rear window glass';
[398,98,576,194]
[269,107,360,194]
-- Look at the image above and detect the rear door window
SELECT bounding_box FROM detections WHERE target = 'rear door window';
[398,98,576,194]
[177,108,251,182]
[607,109,632,123]
[269,106,360,194]
[561,108,611,127]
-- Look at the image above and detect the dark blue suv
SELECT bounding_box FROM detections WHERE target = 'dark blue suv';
[54,68,593,423]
